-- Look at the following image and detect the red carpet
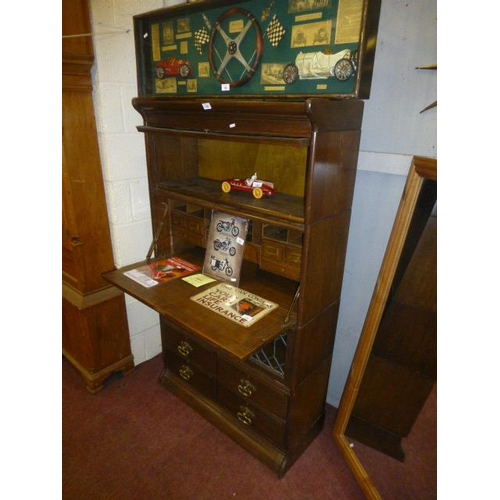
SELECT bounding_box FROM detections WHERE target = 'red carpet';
[63,354,436,499]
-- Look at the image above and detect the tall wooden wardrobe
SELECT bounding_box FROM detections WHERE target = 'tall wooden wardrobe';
[62,0,133,393]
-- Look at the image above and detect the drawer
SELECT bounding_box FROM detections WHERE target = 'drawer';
[261,241,302,280]
[217,384,286,448]
[161,318,216,375]
[171,212,205,236]
[186,216,205,236]
[171,212,187,229]
[259,259,301,281]
[262,241,285,261]
[285,246,302,265]
[164,350,215,400]
[262,240,302,265]
[171,216,206,247]
[218,357,288,419]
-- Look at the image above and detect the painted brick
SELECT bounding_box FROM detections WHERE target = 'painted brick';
[103,181,134,225]
[125,298,160,335]
[98,133,147,182]
[93,83,125,134]
[112,219,153,267]
[130,179,152,222]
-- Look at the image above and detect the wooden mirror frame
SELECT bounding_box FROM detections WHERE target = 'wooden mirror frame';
[332,155,437,500]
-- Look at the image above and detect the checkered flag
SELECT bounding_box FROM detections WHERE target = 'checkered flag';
[194,27,210,54]
[266,15,285,48]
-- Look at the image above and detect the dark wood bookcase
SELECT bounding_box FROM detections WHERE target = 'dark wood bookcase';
[104,97,363,475]
[103,0,380,477]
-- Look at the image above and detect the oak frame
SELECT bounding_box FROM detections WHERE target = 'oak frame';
[332,156,437,499]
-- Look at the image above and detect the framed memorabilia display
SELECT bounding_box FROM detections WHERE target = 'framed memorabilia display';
[133,0,381,99]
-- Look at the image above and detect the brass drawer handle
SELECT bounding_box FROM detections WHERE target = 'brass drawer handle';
[177,340,193,357]
[236,405,254,426]
[237,378,256,397]
[178,364,194,381]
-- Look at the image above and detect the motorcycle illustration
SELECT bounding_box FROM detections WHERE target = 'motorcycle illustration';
[213,237,237,256]
[210,256,234,277]
[216,218,240,237]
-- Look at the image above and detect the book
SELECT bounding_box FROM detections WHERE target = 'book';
[191,283,278,327]
[124,257,200,288]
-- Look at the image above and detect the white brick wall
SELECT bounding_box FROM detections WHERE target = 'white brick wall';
[89,0,178,365]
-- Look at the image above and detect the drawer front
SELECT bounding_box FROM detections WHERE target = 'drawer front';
[161,319,216,375]
[171,212,187,229]
[171,212,205,236]
[164,350,215,400]
[285,246,302,265]
[262,240,302,266]
[259,259,301,281]
[218,358,288,419]
[217,384,286,448]
[262,241,285,261]
[186,216,205,236]
[261,241,301,280]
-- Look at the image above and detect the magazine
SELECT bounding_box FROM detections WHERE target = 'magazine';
[124,257,200,288]
[191,283,278,327]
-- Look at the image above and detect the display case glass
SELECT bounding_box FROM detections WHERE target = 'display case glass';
[133,0,380,99]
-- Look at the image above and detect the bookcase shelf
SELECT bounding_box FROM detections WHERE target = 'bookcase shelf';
[157,177,306,225]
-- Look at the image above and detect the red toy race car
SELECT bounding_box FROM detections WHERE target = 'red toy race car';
[156,57,193,79]
[221,173,275,199]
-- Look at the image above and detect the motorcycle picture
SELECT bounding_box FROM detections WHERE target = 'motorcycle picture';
[210,256,234,277]
[213,237,237,256]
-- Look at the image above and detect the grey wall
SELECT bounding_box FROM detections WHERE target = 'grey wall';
[361,0,437,157]
[326,0,436,407]
[327,170,407,405]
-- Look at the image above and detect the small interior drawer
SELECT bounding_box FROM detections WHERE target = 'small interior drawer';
[285,246,302,265]
[171,212,187,228]
[259,258,301,281]
[262,241,285,261]
[186,217,205,236]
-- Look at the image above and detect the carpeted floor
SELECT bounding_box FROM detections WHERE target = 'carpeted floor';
[62,355,436,500]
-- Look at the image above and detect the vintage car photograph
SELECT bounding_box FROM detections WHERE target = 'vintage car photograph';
[221,173,275,199]
[284,49,356,83]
